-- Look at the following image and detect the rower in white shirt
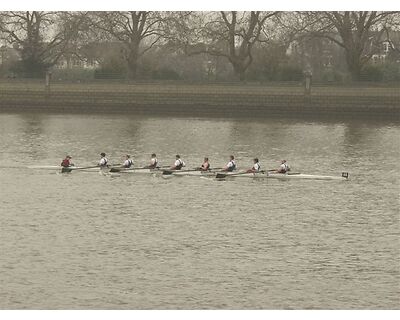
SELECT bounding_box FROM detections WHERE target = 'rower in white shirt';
[222,155,236,172]
[99,152,108,168]
[122,154,133,168]
[146,153,158,169]
[246,158,261,173]
[276,160,290,173]
[170,154,186,170]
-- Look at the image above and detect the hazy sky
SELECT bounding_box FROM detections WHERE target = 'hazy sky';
[0,1,398,11]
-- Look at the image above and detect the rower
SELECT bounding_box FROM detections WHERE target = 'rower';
[277,160,290,173]
[170,154,186,170]
[99,152,109,168]
[123,154,133,168]
[200,157,210,171]
[61,155,74,168]
[146,153,158,169]
[246,158,261,173]
[222,155,236,172]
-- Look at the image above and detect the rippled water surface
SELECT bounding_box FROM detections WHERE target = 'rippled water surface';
[0,113,399,309]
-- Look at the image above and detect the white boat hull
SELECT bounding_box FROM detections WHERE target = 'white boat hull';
[116,168,161,174]
[218,171,349,180]
[168,170,216,177]
[27,165,349,181]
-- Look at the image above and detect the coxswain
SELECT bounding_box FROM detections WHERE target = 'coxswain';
[170,154,186,170]
[146,153,158,169]
[200,157,210,171]
[246,158,261,173]
[61,155,74,168]
[99,152,108,168]
[277,160,290,173]
[123,154,133,168]
[222,155,236,172]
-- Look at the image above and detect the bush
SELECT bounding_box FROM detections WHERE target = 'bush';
[382,63,400,82]
[94,56,127,79]
[51,68,95,81]
[277,65,303,81]
[321,69,345,83]
[152,67,181,80]
[359,65,384,81]
[9,59,48,78]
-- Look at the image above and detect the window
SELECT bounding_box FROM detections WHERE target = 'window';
[383,42,390,53]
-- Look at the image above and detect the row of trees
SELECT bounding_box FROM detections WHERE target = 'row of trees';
[0,11,399,81]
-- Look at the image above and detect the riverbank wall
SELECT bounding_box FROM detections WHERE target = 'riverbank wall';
[0,81,399,118]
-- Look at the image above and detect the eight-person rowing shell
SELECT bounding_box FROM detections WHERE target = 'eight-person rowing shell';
[51,155,347,180]
[170,154,186,170]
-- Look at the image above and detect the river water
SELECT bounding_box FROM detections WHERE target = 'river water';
[0,112,399,309]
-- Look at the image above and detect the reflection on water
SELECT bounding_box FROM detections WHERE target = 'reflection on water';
[0,113,399,309]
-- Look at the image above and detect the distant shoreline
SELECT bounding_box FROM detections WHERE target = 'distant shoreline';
[0,81,399,118]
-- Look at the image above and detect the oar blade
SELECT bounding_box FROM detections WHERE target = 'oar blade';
[215,173,227,179]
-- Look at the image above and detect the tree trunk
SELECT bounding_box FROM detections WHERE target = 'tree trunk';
[345,49,363,80]
[232,60,247,81]
[126,43,140,79]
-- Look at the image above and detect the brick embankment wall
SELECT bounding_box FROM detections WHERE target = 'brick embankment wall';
[0,82,399,118]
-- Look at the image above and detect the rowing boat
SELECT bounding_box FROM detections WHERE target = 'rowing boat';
[26,165,349,180]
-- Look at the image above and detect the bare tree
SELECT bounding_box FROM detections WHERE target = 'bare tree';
[180,11,278,81]
[0,11,89,77]
[91,11,171,79]
[307,11,398,80]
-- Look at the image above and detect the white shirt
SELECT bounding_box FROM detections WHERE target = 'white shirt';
[253,162,261,171]
[227,160,235,168]
[99,157,108,166]
[175,159,185,167]
[150,157,158,165]
[123,159,133,167]
[280,163,289,171]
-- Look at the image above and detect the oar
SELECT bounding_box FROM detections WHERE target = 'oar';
[206,167,224,171]
[162,168,201,175]
[110,165,168,173]
[215,170,273,179]
[61,165,100,173]
[260,169,277,173]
